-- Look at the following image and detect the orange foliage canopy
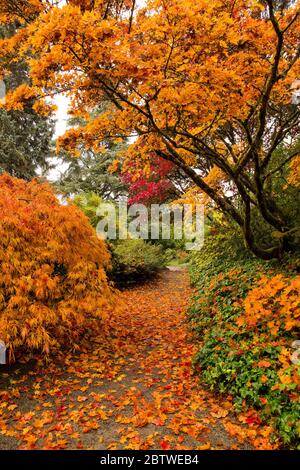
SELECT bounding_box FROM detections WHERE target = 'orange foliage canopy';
[238,273,300,391]
[242,274,300,333]
[0,0,299,259]
[0,174,118,361]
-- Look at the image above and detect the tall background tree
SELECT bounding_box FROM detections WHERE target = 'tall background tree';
[57,110,128,199]
[0,23,55,180]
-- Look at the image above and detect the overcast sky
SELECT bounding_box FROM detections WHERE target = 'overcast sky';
[47,94,69,182]
[54,94,69,138]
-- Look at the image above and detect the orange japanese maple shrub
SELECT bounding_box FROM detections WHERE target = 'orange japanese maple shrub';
[0,174,117,361]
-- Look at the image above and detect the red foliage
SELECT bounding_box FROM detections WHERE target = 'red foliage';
[121,157,175,204]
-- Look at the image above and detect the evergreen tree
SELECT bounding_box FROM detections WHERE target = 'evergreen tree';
[0,25,55,180]
[57,142,128,199]
[57,111,128,199]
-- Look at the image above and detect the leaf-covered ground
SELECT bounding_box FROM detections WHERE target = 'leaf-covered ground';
[0,270,278,450]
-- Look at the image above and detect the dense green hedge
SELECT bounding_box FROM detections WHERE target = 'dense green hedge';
[109,239,165,283]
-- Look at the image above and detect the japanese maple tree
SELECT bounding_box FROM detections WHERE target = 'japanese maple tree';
[0,174,118,361]
[0,0,300,258]
[121,157,177,204]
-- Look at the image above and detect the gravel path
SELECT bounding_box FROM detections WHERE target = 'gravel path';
[0,270,275,450]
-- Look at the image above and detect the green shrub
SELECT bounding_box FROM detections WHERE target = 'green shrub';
[188,230,252,288]
[73,192,166,283]
[109,239,165,283]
